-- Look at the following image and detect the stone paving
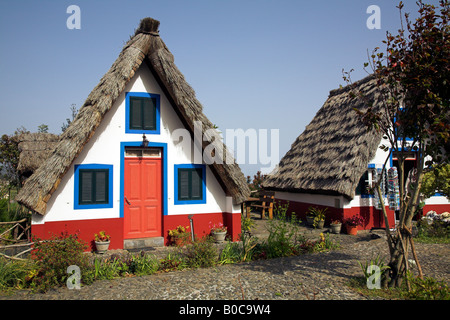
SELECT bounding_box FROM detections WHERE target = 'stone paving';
[2,217,449,300]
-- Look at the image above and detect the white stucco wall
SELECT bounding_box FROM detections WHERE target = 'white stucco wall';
[33,64,230,224]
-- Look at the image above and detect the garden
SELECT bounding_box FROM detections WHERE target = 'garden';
[0,202,341,294]
[0,202,448,300]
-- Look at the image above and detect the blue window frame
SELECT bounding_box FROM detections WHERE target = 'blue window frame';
[125,92,160,134]
[174,164,206,205]
[74,164,113,209]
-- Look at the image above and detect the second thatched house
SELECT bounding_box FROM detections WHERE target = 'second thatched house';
[16,18,250,250]
[263,76,450,230]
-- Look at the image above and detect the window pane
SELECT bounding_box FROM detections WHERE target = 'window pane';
[143,98,156,130]
[130,98,142,130]
[356,171,369,196]
[80,171,93,203]
[190,168,203,200]
[178,170,190,200]
[95,171,107,203]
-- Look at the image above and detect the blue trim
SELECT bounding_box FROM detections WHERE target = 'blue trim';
[120,141,168,218]
[389,147,418,169]
[174,164,207,205]
[125,92,161,134]
[74,164,113,210]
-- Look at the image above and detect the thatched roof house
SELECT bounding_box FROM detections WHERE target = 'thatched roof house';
[16,17,250,248]
[16,133,59,179]
[263,75,450,230]
[17,18,249,215]
[262,75,396,230]
[263,75,383,200]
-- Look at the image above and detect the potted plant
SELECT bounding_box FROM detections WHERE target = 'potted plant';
[94,231,110,254]
[210,222,227,243]
[330,219,342,234]
[345,215,364,235]
[306,206,328,228]
[168,225,190,246]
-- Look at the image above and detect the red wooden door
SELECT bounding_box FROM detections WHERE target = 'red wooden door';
[124,157,162,239]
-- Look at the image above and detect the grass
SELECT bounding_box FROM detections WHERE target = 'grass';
[347,274,450,300]
[414,219,450,244]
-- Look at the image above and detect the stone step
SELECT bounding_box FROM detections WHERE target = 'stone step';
[123,237,164,250]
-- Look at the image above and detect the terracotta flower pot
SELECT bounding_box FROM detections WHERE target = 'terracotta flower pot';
[346,225,358,235]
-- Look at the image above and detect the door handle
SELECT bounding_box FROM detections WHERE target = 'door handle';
[125,196,131,205]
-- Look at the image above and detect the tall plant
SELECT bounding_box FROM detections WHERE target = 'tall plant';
[344,1,449,288]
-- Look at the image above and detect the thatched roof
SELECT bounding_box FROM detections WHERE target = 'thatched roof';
[16,17,250,215]
[16,133,59,178]
[263,75,384,200]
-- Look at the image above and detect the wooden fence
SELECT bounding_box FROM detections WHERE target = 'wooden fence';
[0,218,32,260]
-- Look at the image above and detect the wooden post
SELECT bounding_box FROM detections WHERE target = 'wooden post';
[268,195,274,220]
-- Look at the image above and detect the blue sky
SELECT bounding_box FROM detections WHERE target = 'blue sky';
[0,0,437,177]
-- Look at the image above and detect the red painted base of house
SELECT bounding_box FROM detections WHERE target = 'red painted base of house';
[278,199,450,231]
[163,212,241,245]
[277,199,396,231]
[31,212,241,251]
[31,218,125,251]
[422,204,450,215]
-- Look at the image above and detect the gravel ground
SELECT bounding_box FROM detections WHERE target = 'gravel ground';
[1,220,448,301]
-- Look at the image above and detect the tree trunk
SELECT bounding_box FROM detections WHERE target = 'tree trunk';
[384,229,410,288]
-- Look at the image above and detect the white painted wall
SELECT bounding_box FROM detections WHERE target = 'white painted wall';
[33,64,230,225]
[275,191,345,209]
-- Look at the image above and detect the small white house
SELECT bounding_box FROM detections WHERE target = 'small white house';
[263,76,450,230]
[17,18,250,250]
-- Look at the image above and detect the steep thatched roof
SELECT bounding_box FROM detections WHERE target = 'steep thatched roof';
[16,133,59,178]
[16,17,250,215]
[263,75,383,200]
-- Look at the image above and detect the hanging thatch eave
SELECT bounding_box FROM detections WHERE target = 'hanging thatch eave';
[263,75,384,200]
[16,133,59,179]
[16,17,250,215]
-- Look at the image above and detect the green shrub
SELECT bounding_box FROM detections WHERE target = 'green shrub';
[127,252,159,276]
[0,198,8,221]
[159,252,186,272]
[30,231,89,292]
[90,258,124,280]
[182,236,217,268]
[0,258,33,291]
[239,217,259,261]
[416,219,450,243]
[219,241,243,265]
[313,233,340,252]
[264,202,301,258]
[406,274,450,300]
[357,254,390,285]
